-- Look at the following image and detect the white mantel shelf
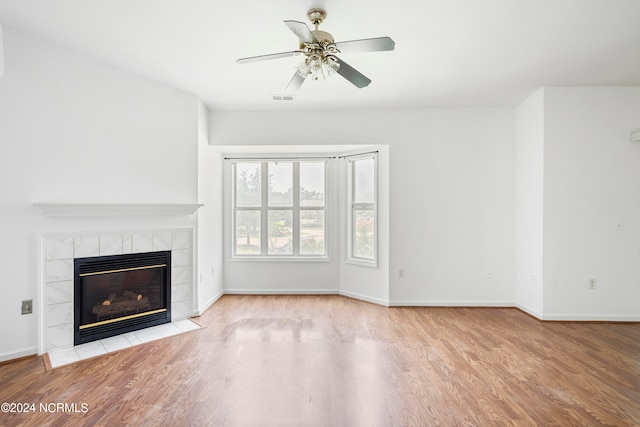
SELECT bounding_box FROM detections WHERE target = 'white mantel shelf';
[34,203,204,217]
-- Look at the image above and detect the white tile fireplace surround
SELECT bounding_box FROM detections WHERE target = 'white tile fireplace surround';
[40,228,195,355]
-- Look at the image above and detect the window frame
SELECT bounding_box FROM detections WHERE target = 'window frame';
[346,153,378,267]
[231,159,329,260]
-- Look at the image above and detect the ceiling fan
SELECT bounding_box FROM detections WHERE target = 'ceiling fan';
[236,8,395,91]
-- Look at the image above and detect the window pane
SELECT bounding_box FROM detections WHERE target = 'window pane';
[236,163,261,207]
[268,162,292,207]
[353,158,375,203]
[300,210,325,255]
[353,210,375,259]
[235,210,261,255]
[300,162,325,207]
[268,210,293,254]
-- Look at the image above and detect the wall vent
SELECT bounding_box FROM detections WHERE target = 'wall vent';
[272,94,295,101]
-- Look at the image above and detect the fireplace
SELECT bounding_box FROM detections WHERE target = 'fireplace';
[74,251,171,345]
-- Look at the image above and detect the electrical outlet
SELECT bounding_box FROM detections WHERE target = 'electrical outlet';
[398,269,405,279]
[486,269,494,279]
[588,279,597,289]
[22,299,33,315]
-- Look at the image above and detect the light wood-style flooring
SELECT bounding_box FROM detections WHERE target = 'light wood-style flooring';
[1,295,639,426]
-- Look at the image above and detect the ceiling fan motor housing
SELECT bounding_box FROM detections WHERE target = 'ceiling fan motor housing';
[311,30,334,44]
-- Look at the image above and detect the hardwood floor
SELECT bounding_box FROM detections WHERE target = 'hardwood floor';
[1,295,639,426]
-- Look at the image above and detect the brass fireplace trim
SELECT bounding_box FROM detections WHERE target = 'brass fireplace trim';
[79,264,167,277]
[79,308,167,330]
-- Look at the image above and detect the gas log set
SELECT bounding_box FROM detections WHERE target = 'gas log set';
[93,290,150,321]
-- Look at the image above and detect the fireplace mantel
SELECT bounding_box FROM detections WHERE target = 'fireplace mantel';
[34,203,203,217]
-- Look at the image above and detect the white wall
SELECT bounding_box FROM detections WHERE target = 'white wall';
[386,109,515,306]
[542,87,640,320]
[0,27,199,361]
[196,101,224,313]
[210,108,516,306]
[515,89,544,317]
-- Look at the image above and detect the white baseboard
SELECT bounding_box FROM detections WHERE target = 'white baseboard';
[541,313,640,322]
[389,300,515,307]
[515,303,640,321]
[223,289,340,295]
[0,347,37,363]
[339,290,389,307]
[514,303,543,320]
[194,290,224,316]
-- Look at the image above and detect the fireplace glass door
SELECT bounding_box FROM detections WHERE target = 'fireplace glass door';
[74,251,171,345]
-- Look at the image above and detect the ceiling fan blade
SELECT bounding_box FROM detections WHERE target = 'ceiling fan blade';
[335,58,371,88]
[335,37,395,53]
[284,20,317,44]
[285,71,306,92]
[237,51,299,64]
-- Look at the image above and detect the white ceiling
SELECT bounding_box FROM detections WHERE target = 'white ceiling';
[1,0,639,111]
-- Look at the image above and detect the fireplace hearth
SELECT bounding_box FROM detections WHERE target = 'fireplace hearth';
[74,251,171,345]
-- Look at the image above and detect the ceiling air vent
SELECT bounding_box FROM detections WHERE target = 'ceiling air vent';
[272,94,295,101]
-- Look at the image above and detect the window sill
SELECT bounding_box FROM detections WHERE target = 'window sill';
[230,256,331,263]
[345,258,377,268]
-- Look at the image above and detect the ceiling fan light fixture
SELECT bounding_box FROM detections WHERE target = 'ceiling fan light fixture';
[295,38,341,81]
[296,54,339,81]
